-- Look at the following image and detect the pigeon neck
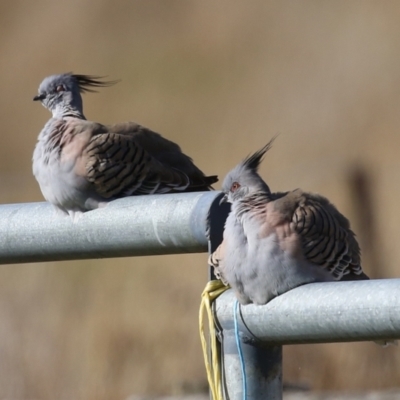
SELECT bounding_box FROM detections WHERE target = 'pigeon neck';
[51,104,86,120]
[234,191,271,219]
[245,189,271,202]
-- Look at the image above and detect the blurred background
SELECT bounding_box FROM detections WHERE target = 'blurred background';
[0,0,400,399]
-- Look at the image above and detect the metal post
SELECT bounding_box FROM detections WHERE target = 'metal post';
[222,328,282,400]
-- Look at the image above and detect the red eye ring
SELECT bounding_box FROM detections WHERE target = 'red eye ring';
[231,182,240,192]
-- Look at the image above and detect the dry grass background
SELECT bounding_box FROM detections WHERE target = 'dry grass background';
[0,1,400,398]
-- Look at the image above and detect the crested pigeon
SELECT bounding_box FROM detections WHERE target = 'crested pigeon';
[209,138,369,306]
[32,73,217,220]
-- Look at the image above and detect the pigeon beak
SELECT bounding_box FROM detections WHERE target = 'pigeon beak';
[219,194,228,205]
[33,94,46,101]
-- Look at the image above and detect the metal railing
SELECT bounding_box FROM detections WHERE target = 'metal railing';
[215,281,400,399]
[0,191,399,400]
[0,192,225,264]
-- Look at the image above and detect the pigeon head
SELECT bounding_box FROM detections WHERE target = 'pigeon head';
[33,73,119,117]
[221,137,277,203]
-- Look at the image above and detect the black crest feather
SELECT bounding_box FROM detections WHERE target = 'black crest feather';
[242,135,278,172]
[72,74,120,93]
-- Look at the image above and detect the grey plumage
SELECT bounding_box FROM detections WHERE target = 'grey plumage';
[32,73,217,220]
[210,138,368,306]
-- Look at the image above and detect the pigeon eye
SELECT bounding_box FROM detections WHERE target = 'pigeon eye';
[231,182,240,192]
[56,85,65,92]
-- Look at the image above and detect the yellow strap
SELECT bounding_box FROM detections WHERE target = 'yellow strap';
[199,280,230,400]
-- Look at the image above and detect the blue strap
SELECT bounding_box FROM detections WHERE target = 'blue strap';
[233,299,247,400]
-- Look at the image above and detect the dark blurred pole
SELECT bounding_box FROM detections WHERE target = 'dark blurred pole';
[348,165,383,278]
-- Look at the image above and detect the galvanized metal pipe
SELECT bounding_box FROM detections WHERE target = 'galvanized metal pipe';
[2,193,399,400]
[222,329,282,399]
[0,192,227,264]
[216,280,400,400]
[215,279,400,345]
